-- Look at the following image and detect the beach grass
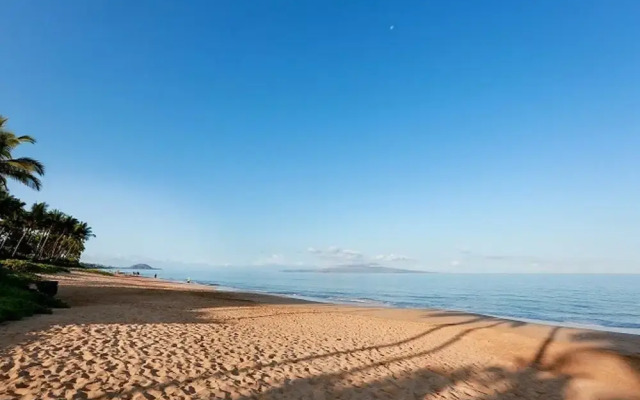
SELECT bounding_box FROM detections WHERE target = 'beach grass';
[79,268,115,276]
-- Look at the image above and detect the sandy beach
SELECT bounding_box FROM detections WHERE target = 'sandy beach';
[1,272,639,400]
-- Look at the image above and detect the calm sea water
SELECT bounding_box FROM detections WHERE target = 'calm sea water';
[135,268,640,335]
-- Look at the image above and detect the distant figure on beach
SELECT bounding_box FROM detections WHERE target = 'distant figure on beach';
[154,274,157,278]
[187,277,191,284]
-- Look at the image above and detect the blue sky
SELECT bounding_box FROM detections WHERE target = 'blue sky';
[1,0,639,272]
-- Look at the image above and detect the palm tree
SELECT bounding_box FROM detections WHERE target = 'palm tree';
[0,191,25,253]
[9,202,48,257]
[10,210,30,257]
[0,116,45,192]
[59,221,95,261]
[0,191,25,219]
[49,215,78,260]
[0,115,95,262]
[28,202,49,257]
[73,222,95,242]
[36,209,64,259]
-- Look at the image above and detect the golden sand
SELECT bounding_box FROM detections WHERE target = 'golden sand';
[1,271,639,400]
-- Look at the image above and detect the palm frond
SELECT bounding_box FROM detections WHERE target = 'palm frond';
[5,157,45,175]
[15,135,37,144]
[2,166,42,190]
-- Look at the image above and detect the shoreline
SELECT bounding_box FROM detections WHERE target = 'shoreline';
[144,273,640,337]
[2,271,638,399]
[107,271,640,353]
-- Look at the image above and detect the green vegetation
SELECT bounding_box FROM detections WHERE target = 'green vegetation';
[0,193,95,262]
[1,259,69,274]
[81,268,114,276]
[1,115,95,263]
[0,116,45,191]
[0,115,93,323]
[81,262,115,269]
[0,263,68,322]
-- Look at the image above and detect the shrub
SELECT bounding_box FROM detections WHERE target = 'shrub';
[81,268,114,276]
[0,266,68,323]
[0,285,52,321]
[0,259,69,274]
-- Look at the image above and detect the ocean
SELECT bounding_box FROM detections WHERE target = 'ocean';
[135,267,640,335]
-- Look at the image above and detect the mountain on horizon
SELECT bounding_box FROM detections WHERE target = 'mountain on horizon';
[283,263,430,274]
[128,263,160,270]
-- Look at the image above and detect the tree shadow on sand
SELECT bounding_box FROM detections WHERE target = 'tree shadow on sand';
[228,325,637,400]
[104,315,529,399]
[569,329,640,373]
[225,325,562,400]
[3,278,639,399]
[104,315,640,400]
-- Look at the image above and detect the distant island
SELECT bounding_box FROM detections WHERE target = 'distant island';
[283,263,430,274]
[128,263,160,270]
[81,262,161,271]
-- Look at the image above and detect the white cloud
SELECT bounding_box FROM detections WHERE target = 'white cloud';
[374,254,415,262]
[308,247,416,264]
[307,246,364,261]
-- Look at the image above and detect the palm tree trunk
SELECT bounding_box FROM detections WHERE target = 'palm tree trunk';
[11,229,28,257]
[48,233,64,259]
[0,227,6,252]
[54,235,68,260]
[26,231,39,257]
[39,233,53,259]
[35,229,51,259]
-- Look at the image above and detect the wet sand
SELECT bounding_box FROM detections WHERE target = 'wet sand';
[1,271,639,400]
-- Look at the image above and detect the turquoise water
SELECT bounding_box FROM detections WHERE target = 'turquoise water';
[136,268,640,334]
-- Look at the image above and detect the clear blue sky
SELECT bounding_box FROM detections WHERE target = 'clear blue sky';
[2,0,639,272]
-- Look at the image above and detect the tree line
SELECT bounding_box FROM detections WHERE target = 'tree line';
[0,115,95,263]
